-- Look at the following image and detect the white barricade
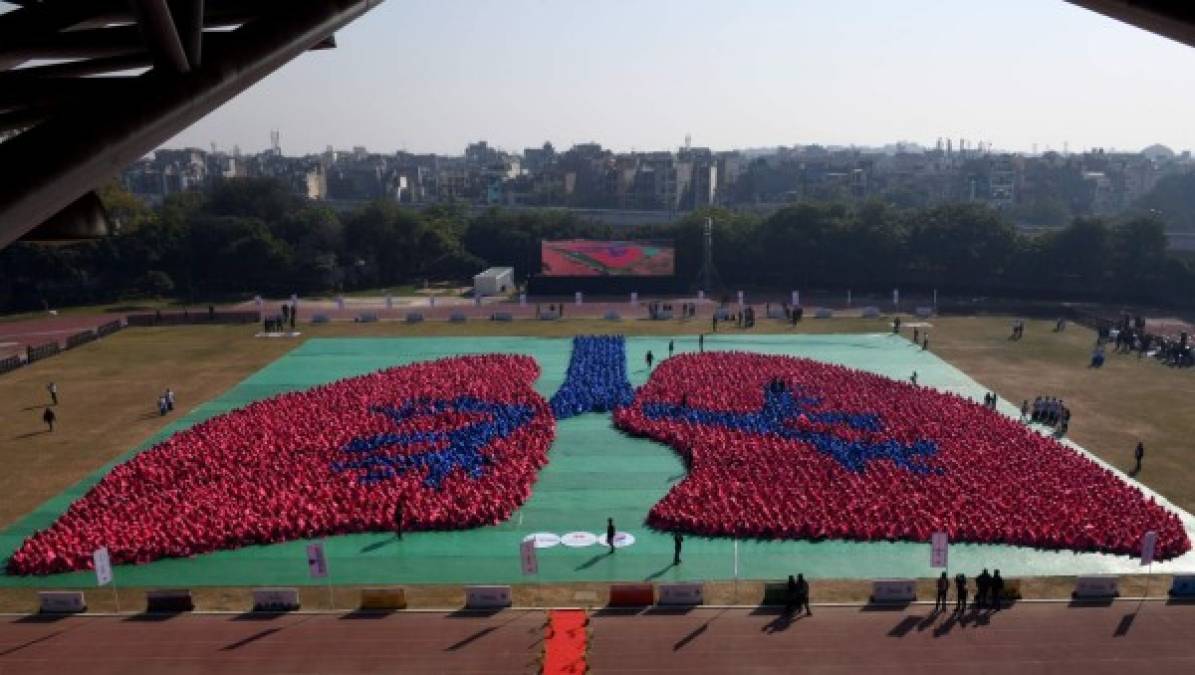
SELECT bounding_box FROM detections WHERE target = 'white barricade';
[657,583,703,606]
[861,306,880,318]
[915,306,934,318]
[714,308,731,321]
[465,585,512,609]
[814,308,833,319]
[870,579,916,603]
[538,310,559,320]
[1169,575,1195,598]
[650,310,673,321]
[252,587,300,612]
[38,591,86,614]
[766,307,785,319]
[604,311,621,321]
[1073,575,1119,599]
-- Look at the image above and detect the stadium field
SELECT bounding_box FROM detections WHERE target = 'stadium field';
[2,324,1192,600]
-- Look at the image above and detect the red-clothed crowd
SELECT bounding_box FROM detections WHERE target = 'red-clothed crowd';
[8,355,555,575]
[614,352,1190,560]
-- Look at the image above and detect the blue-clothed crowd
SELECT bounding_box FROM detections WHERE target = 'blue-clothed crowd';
[550,335,636,419]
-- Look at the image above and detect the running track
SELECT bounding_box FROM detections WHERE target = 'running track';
[2,603,1194,674]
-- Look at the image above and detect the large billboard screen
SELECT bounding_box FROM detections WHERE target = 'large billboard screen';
[540,239,675,277]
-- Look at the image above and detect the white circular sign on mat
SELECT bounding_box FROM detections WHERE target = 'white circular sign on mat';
[522,532,561,549]
[598,532,636,549]
[561,531,599,548]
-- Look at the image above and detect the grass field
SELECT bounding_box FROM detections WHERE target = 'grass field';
[1,314,1193,610]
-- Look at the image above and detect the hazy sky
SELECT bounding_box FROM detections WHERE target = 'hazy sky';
[147,1,1195,155]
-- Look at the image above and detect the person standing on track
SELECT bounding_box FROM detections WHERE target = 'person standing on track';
[795,573,811,615]
[935,572,949,612]
[42,407,56,431]
[954,573,968,614]
[668,340,674,358]
[673,532,683,565]
[47,382,57,406]
[606,518,617,553]
[645,351,654,371]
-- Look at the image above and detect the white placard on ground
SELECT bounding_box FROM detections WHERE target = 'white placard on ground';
[39,591,86,613]
[658,583,703,605]
[93,547,112,587]
[871,579,916,603]
[465,585,512,609]
[561,532,598,548]
[598,532,636,549]
[1073,575,1119,599]
[306,542,328,579]
[523,532,561,549]
[252,588,300,611]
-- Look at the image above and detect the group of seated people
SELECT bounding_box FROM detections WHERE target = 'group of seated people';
[614,351,1189,561]
[8,354,555,575]
[1026,396,1070,434]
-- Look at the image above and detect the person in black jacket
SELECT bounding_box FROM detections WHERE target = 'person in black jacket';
[606,518,617,553]
[954,573,968,614]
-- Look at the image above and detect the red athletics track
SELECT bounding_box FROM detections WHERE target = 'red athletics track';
[0,315,116,359]
[588,603,1195,675]
[2,603,1195,674]
[0,610,545,674]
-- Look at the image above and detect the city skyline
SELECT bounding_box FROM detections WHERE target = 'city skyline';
[145,0,1195,156]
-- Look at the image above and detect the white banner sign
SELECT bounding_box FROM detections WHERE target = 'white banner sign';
[893,288,900,307]
[1141,530,1158,566]
[306,542,328,579]
[336,296,345,310]
[1074,575,1118,598]
[520,538,538,575]
[39,591,86,614]
[465,585,512,609]
[385,295,393,309]
[575,291,583,306]
[847,289,852,306]
[791,290,798,306]
[737,290,744,306]
[872,579,916,602]
[93,547,112,586]
[519,293,527,307]
[930,532,949,568]
[630,292,638,305]
[697,290,704,300]
[658,583,703,605]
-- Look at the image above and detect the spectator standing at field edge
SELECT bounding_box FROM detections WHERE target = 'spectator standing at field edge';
[47,382,57,406]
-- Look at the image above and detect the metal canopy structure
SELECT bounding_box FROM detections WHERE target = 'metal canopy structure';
[1068,1,1195,49]
[0,0,384,248]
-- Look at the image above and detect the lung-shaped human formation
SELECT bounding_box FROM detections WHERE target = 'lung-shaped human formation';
[8,355,554,575]
[614,352,1190,560]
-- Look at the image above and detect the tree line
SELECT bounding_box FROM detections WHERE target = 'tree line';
[0,177,1189,313]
